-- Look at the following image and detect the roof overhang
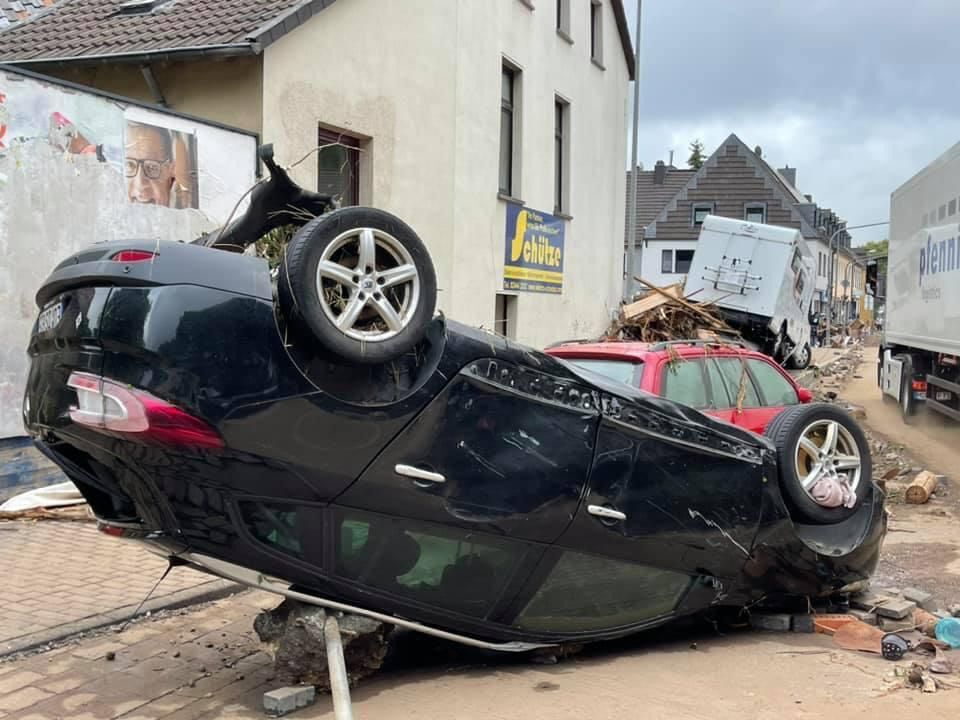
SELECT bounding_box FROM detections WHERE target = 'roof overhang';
[611,0,636,80]
[1,43,259,68]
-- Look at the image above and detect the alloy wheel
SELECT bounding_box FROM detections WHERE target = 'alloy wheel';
[314,227,421,343]
[794,419,862,506]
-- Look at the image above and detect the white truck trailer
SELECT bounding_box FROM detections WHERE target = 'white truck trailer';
[683,215,816,369]
[880,142,960,421]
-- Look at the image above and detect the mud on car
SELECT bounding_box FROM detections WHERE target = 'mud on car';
[23,145,885,651]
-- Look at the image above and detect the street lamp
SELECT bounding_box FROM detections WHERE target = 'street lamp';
[824,220,888,343]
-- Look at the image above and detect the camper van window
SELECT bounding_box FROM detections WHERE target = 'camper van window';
[675,250,694,274]
[745,204,766,224]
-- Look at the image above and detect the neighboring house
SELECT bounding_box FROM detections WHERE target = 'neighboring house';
[0,0,59,29]
[0,0,635,349]
[626,133,853,317]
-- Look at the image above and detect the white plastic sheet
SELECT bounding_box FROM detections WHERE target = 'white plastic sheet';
[0,481,85,512]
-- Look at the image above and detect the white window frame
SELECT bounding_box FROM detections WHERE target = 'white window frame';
[691,203,713,227]
[744,203,767,224]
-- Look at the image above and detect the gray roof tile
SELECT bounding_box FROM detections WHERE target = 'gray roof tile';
[0,0,321,61]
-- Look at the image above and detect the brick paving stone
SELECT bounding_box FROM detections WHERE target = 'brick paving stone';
[0,521,230,653]
[0,685,53,712]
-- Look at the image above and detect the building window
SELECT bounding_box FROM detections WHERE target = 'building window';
[556,0,570,36]
[318,128,360,206]
[590,1,603,65]
[745,203,766,224]
[950,199,957,217]
[500,64,519,196]
[554,98,569,214]
[495,294,517,339]
[939,204,947,220]
[692,203,713,227]
[661,249,694,274]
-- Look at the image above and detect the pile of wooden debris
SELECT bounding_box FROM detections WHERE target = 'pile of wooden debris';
[607,278,739,344]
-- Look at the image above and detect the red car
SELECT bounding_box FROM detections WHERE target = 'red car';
[546,340,813,436]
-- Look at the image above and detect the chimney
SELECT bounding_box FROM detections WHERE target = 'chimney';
[778,165,797,189]
[653,160,667,185]
[668,150,675,167]
[804,194,812,202]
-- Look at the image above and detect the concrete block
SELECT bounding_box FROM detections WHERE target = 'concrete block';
[875,599,917,620]
[849,608,878,625]
[264,686,316,717]
[791,614,815,633]
[903,587,936,611]
[879,616,917,632]
[851,591,893,611]
[749,613,792,632]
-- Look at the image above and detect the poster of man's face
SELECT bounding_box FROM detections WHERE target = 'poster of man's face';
[125,121,198,209]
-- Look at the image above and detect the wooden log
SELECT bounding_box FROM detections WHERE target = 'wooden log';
[905,471,939,504]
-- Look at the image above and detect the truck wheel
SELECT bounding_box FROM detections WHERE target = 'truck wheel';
[278,207,437,365]
[787,343,812,370]
[765,403,871,524]
[898,354,915,422]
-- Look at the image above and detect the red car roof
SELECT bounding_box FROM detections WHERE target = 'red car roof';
[546,340,761,362]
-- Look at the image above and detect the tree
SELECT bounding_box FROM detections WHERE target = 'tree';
[687,139,706,169]
[860,239,888,256]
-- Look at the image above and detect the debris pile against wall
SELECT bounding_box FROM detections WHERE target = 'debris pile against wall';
[607,280,738,343]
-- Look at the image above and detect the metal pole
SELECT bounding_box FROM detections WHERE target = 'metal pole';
[623,0,642,301]
[324,615,354,720]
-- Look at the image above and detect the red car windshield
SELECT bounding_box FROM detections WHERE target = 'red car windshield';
[561,358,644,387]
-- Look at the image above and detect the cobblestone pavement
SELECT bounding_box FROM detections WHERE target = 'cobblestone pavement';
[0,521,234,655]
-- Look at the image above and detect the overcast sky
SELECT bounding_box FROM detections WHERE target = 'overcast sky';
[624,0,957,245]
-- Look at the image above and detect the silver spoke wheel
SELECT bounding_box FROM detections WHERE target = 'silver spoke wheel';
[315,227,421,343]
[794,419,862,507]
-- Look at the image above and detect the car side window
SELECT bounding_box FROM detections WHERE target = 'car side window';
[661,359,708,409]
[711,358,761,409]
[746,359,799,406]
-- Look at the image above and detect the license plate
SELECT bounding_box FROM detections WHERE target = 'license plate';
[935,391,952,401]
[37,300,63,334]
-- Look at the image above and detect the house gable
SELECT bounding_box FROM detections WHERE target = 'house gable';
[645,134,819,241]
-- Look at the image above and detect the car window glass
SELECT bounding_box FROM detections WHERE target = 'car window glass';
[705,358,734,408]
[712,358,761,409]
[746,359,799,406]
[335,512,522,619]
[661,359,708,409]
[566,359,642,387]
[514,551,692,632]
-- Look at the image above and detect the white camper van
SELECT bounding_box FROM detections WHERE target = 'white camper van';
[683,215,816,368]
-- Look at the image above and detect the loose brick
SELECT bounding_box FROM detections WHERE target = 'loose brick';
[879,616,917,632]
[749,613,792,632]
[874,598,916,620]
[849,609,878,625]
[264,685,317,716]
[903,587,936,611]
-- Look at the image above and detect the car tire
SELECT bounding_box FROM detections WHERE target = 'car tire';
[898,354,915,422]
[787,343,812,370]
[278,207,438,365]
[765,403,871,525]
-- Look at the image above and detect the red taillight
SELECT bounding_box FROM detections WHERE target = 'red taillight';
[912,380,928,392]
[111,250,157,263]
[100,525,126,537]
[66,371,224,449]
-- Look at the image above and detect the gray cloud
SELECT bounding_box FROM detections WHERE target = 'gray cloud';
[624,0,958,244]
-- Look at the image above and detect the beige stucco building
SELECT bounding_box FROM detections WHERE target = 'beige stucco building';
[1,0,634,349]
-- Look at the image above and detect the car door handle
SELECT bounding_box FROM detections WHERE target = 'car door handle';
[395,464,446,484]
[588,505,626,521]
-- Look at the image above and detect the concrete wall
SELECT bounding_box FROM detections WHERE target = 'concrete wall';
[0,68,258,438]
[262,0,629,349]
[40,56,263,136]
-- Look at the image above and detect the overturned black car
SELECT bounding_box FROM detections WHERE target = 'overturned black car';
[23,146,885,652]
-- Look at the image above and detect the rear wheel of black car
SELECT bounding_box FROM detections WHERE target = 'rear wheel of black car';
[278,207,437,365]
[765,403,871,525]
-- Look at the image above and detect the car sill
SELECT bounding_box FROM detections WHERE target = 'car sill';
[182,552,554,653]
